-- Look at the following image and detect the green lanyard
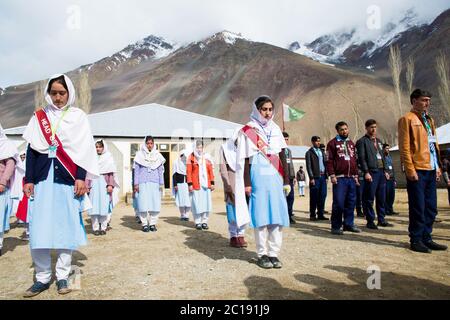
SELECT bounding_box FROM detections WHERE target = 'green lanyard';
[50,107,70,141]
[422,113,433,136]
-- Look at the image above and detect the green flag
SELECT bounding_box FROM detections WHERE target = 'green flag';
[283,103,305,122]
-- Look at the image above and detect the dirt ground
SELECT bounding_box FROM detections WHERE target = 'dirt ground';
[0,188,449,300]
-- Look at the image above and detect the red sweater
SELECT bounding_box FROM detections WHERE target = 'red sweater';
[326,137,358,178]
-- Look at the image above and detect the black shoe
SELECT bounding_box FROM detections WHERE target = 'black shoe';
[356,211,365,217]
[410,242,432,253]
[56,280,72,295]
[136,216,142,224]
[289,217,296,224]
[317,216,329,221]
[378,221,394,228]
[256,255,273,269]
[424,241,448,251]
[23,282,50,298]
[331,229,344,235]
[94,231,101,236]
[309,216,317,221]
[196,224,203,230]
[100,230,106,236]
[142,226,150,233]
[343,225,362,233]
[149,225,157,232]
[268,257,283,269]
[366,223,378,230]
[202,223,209,230]
[0,248,2,257]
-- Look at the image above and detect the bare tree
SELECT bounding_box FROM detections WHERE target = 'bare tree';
[388,45,403,118]
[405,56,415,95]
[436,51,450,120]
[77,71,92,113]
[34,80,46,111]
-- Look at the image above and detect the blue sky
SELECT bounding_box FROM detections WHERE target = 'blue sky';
[0,0,448,88]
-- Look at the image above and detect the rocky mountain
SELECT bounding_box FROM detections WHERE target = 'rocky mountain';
[289,8,450,124]
[0,31,408,145]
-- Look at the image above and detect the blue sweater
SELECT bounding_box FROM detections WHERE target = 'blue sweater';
[25,145,87,186]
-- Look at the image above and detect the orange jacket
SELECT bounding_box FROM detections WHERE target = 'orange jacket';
[186,153,215,190]
[398,110,441,177]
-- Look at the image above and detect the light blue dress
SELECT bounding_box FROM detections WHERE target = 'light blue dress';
[191,187,212,215]
[88,177,112,217]
[28,164,88,250]
[249,153,289,228]
[175,183,191,208]
[226,202,237,224]
[0,188,11,233]
[136,182,161,213]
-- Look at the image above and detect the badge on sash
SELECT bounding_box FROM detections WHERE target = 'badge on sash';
[389,166,393,170]
[48,145,57,159]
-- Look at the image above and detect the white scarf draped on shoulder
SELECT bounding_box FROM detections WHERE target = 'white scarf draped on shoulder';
[234,97,287,228]
[134,139,166,170]
[22,74,99,180]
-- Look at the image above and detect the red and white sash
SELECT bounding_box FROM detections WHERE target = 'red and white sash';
[241,125,285,178]
[35,109,77,180]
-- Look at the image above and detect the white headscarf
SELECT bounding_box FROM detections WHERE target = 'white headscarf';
[192,140,213,189]
[248,96,287,155]
[1,123,24,199]
[173,148,191,175]
[0,123,20,163]
[220,128,240,172]
[134,137,166,170]
[96,140,117,175]
[22,74,99,180]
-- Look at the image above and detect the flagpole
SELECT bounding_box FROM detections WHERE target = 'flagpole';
[282,102,286,132]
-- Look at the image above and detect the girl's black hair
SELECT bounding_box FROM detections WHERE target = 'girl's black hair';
[47,75,69,93]
[96,140,105,148]
[255,96,274,110]
[145,136,154,143]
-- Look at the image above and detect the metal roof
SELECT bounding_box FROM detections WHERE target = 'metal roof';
[4,103,242,139]
[390,122,450,151]
[290,146,310,159]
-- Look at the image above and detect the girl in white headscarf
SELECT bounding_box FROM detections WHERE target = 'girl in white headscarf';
[186,140,215,230]
[87,140,119,236]
[0,123,21,256]
[21,74,99,297]
[133,136,165,233]
[173,148,192,221]
[234,96,291,270]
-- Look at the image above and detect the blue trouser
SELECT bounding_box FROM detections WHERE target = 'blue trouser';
[286,179,295,217]
[385,179,396,214]
[331,177,356,230]
[355,179,364,213]
[309,175,327,218]
[406,170,437,244]
[363,169,386,224]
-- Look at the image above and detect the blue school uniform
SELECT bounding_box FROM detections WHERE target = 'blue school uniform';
[248,153,289,228]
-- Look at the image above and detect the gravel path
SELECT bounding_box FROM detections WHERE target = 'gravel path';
[1,189,449,300]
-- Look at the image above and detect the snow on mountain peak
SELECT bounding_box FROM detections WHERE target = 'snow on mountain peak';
[289,7,432,65]
[200,31,248,47]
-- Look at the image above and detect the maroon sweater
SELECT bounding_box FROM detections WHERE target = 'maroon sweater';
[326,137,358,178]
